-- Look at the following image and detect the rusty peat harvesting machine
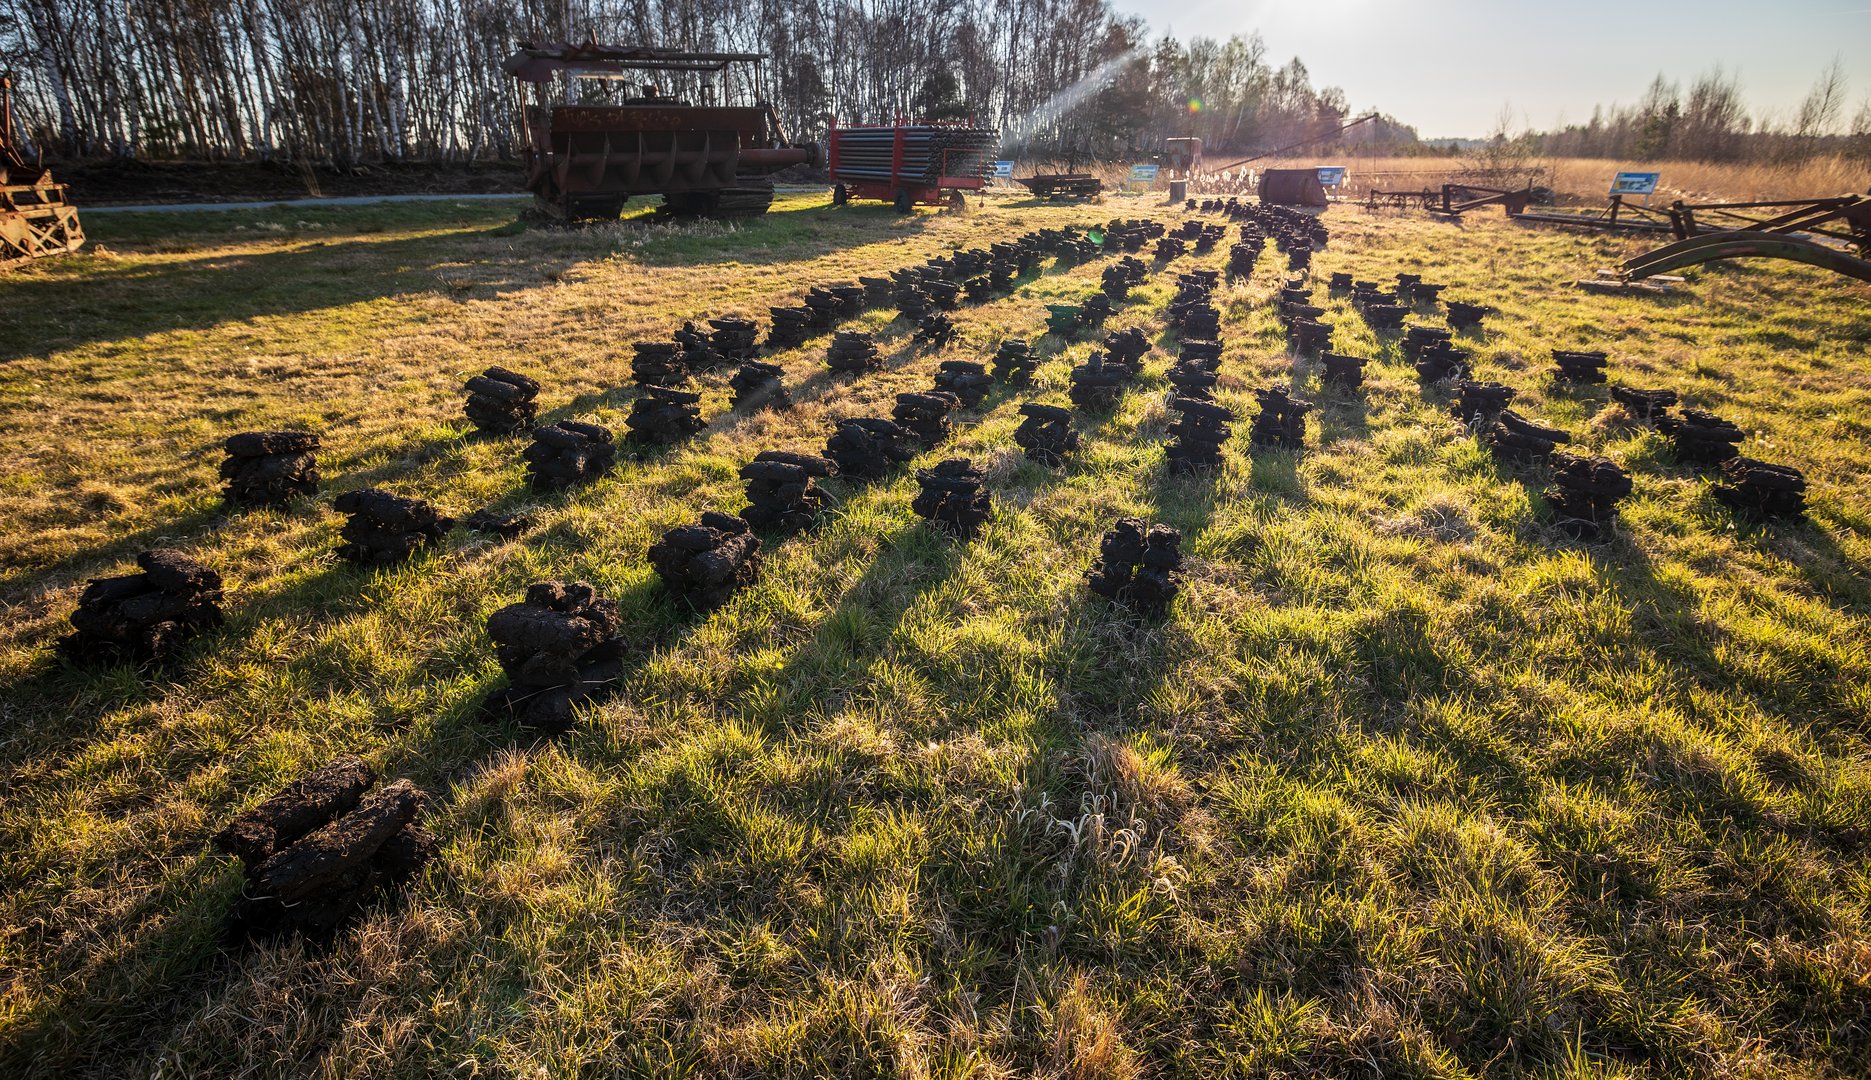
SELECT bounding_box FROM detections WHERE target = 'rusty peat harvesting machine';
[1,74,84,268]
[503,42,818,221]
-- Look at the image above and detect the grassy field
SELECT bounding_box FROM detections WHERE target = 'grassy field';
[2,190,1869,1078]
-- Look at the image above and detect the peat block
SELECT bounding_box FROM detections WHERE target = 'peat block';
[625,387,704,446]
[1320,352,1368,391]
[221,431,320,506]
[1014,402,1080,467]
[523,420,615,489]
[1287,319,1332,356]
[1658,407,1744,464]
[1544,453,1633,540]
[1451,380,1516,422]
[1069,350,1133,411]
[649,512,761,611]
[462,509,535,538]
[333,489,452,565]
[1415,343,1468,383]
[1086,518,1183,617]
[1248,386,1309,452]
[893,391,961,448]
[1103,326,1152,367]
[934,360,992,407]
[631,341,686,386]
[911,459,991,537]
[1551,350,1609,384]
[730,360,789,410]
[741,450,839,534]
[215,760,435,941]
[1481,409,1572,464]
[709,317,762,363]
[1713,457,1806,521]
[1168,394,1237,471]
[1609,386,1678,420]
[1445,300,1488,330]
[482,581,626,730]
[914,311,958,347]
[463,366,541,434]
[826,417,918,480]
[61,549,223,663]
[992,339,1040,384]
[827,331,882,374]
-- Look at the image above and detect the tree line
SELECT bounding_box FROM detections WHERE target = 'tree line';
[1524,59,1871,163]
[0,0,1400,165]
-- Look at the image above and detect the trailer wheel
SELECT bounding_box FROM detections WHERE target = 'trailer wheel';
[832,183,848,206]
[893,189,912,214]
[947,190,966,212]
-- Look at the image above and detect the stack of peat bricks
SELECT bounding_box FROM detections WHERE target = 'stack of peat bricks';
[1658,408,1745,464]
[710,318,761,361]
[933,360,992,406]
[1014,403,1079,466]
[766,304,815,349]
[1227,239,1261,280]
[992,339,1040,384]
[740,451,839,533]
[1166,395,1235,472]
[674,322,725,372]
[1610,386,1678,421]
[1713,458,1807,521]
[1321,352,1368,391]
[893,391,961,448]
[333,490,452,566]
[1069,349,1134,411]
[1249,386,1309,451]
[894,275,932,321]
[1167,353,1219,399]
[524,421,616,489]
[914,311,957,347]
[1154,235,1187,261]
[463,367,541,434]
[1445,300,1488,331]
[649,512,762,610]
[912,459,992,537]
[1545,453,1633,540]
[222,431,320,506]
[921,279,962,311]
[1169,278,1221,340]
[1328,272,1353,294]
[1086,518,1183,617]
[1551,349,1609,384]
[1406,326,1467,383]
[213,756,435,941]
[60,549,223,663]
[860,276,896,308]
[1102,257,1148,300]
[1450,380,1516,424]
[1481,409,1572,464]
[625,387,705,446]
[1287,316,1333,357]
[1351,281,1408,329]
[483,581,627,729]
[1402,278,1447,306]
[826,417,918,480]
[827,331,883,374]
[632,341,687,385]
[730,360,788,410]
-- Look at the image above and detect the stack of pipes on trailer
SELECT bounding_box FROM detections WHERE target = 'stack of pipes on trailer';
[831,124,998,184]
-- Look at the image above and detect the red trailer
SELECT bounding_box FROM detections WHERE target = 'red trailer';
[828,120,999,212]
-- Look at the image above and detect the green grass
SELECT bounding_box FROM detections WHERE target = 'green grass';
[1,190,1868,1077]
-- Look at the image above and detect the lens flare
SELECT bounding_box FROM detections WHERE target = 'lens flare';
[1187,98,1203,113]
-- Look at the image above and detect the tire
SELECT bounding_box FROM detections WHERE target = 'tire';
[893,189,912,214]
[832,183,848,206]
[947,191,966,212]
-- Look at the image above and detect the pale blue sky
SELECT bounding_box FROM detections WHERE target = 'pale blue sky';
[1109,0,1871,137]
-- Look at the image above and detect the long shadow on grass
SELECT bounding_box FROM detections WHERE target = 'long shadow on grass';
[0,202,938,366]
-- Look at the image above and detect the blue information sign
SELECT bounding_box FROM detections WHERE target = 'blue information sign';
[1128,164,1159,183]
[1611,171,1661,196]
[991,160,1014,179]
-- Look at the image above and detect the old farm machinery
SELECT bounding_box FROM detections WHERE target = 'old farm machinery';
[1,75,84,268]
[503,43,817,221]
[828,121,999,211]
